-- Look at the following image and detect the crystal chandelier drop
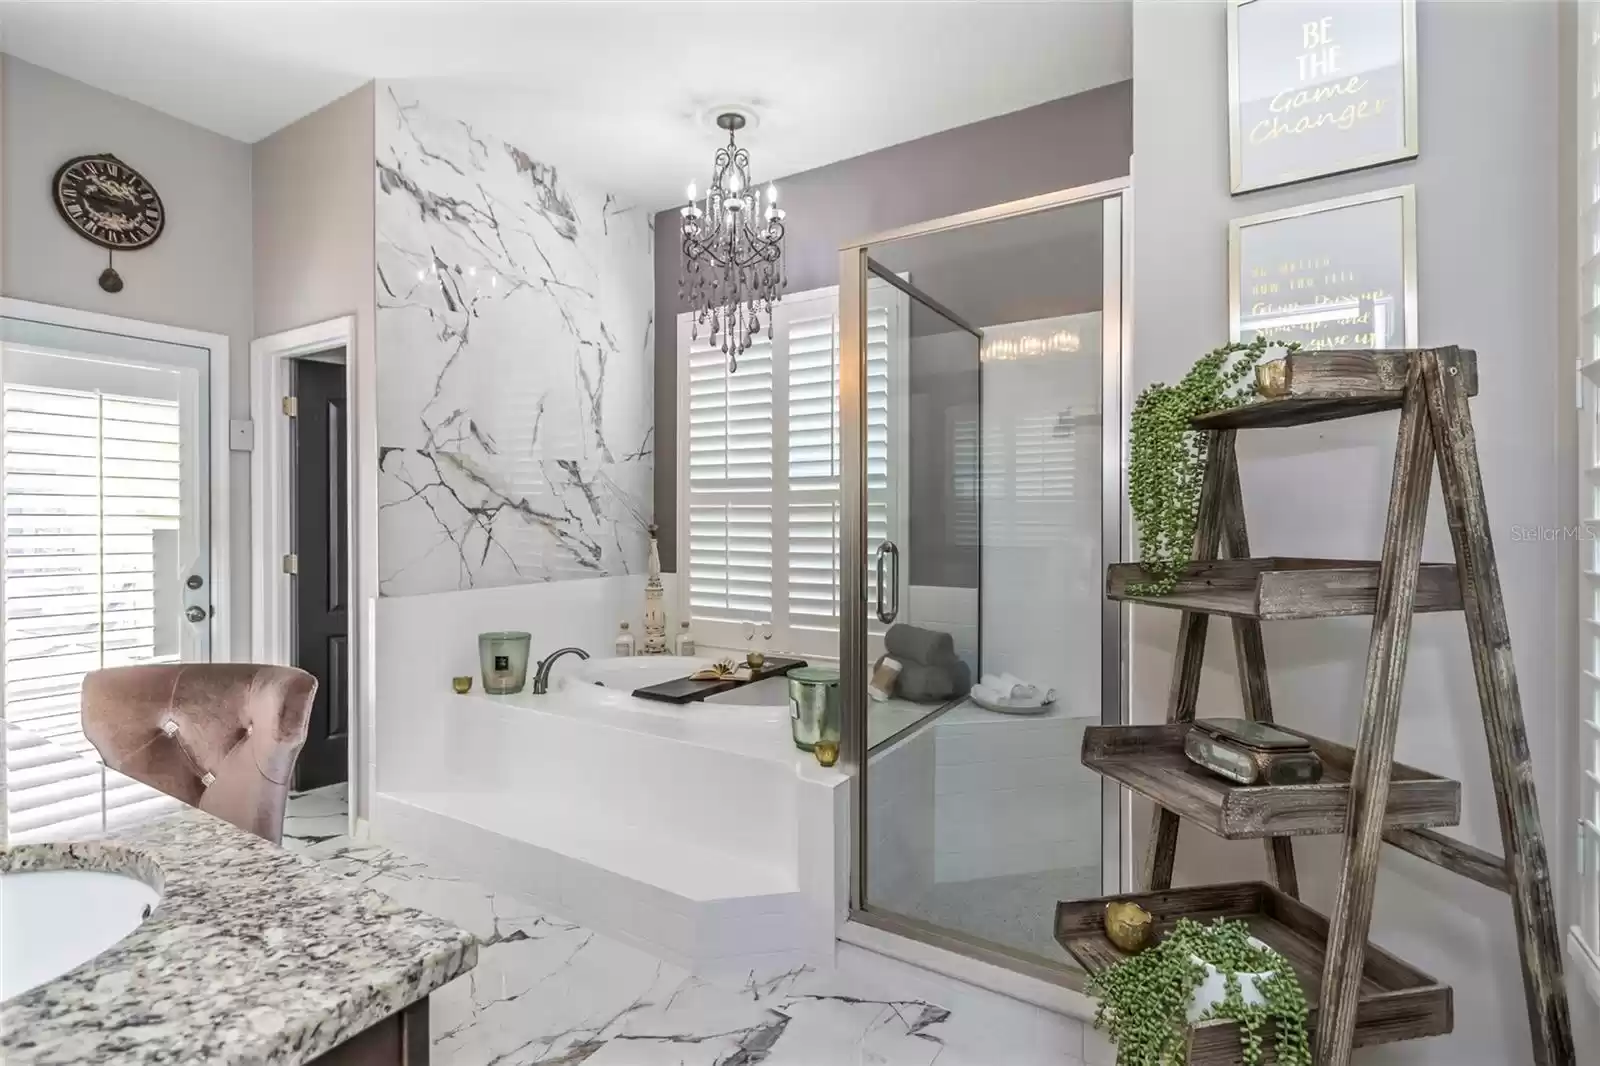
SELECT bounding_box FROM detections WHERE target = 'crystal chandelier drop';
[680,112,787,373]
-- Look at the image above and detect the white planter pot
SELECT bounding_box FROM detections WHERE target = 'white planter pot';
[1187,937,1274,1023]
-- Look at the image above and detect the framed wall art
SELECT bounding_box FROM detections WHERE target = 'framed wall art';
[1229,185,1417,350]
[1228,0,1418,194]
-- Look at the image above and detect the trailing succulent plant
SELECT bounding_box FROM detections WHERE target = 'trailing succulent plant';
[1087,916,1310,1066]
[1128,337,1296,595]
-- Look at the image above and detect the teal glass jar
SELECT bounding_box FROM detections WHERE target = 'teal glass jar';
[787,665,840,752]
[479,631,532,694]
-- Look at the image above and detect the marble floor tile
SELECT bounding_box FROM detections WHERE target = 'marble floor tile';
[298,835,1089,1065]
[282,783,349,851]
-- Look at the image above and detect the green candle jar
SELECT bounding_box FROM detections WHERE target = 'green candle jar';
[478,631,532,694]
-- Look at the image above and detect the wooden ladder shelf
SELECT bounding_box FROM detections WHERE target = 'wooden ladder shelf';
[1054,348,1573,1065]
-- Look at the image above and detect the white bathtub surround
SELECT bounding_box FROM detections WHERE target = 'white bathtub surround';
[374,575,650,796]
[374,603,846,977]
[303,833,1090,1066]
[375,83,655,596]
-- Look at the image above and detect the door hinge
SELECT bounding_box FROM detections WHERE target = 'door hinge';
[282,395,298,418]
[282,553,299,576]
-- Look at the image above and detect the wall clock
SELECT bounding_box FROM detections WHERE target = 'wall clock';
[52,153,166,292]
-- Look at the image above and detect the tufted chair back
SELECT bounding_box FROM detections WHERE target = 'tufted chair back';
[82,664,317,845]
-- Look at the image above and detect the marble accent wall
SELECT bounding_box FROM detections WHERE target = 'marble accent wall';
[375,85,654,596]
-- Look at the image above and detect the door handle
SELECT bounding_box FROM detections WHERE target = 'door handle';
[875,540,900,624]
[185,606,207,624]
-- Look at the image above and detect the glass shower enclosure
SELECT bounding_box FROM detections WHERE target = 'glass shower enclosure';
[837,181,1129,983]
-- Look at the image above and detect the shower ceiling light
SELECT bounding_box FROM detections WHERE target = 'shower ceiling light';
[981,329,1082,363]
[680,111,787,373]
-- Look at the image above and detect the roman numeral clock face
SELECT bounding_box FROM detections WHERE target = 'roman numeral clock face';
[53,154,165,250]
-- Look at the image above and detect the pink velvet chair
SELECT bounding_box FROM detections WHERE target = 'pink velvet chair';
[81,663,317,845]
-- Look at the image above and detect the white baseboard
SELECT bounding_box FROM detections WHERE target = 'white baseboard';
[839,917,1098,1020]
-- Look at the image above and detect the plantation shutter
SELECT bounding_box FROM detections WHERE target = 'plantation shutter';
[683,322,775,630]
[680,283,904,654]
[783,295,893,645]
[5,382,183,842]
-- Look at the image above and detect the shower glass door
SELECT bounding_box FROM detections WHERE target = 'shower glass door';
[841,187,1127,980]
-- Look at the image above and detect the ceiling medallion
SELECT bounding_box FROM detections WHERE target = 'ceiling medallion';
[679,111,787,373]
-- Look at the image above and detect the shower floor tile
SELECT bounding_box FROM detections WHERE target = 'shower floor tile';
[896,865,1105,964]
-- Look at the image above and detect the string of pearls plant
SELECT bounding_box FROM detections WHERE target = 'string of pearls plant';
[1127,337,1295,595]
[1087,917,1311,1066]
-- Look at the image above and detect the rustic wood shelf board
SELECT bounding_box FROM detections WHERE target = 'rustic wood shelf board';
[1105,557,1462,619]
[1101,351,1573,1065]
[1054,882,1453,1062]
[1196,348,1479,431]
[1084,724,1459,839]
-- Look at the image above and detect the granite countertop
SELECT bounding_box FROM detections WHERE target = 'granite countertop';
[0,808,478,1065]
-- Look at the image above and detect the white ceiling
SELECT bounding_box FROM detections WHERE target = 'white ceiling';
[0,1,1132,210]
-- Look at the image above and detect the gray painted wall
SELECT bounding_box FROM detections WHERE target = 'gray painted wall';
[1132,2,1562,1062]
[1556,3,1600,1059]
[252,82,377,818]
[1,57,255,656]
[653,80,1132,570]
[253,83,375,341]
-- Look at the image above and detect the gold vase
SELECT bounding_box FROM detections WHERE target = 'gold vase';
[1104,900,1154,953]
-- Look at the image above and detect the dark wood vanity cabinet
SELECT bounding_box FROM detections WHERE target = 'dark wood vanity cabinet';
[310,999,429,1065]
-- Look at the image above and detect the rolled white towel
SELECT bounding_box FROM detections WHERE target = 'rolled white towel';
[980,674,1021,698]
[970,682,1005,705]
[983,673,1041,701]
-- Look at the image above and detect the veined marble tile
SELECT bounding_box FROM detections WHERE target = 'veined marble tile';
[375,83,655,596]
[282,783,349,852]
[299,837,1088,1066]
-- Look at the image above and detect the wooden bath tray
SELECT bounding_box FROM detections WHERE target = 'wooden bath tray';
[631,657,806,704]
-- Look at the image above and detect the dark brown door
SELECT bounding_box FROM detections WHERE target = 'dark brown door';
[293,356,349,791]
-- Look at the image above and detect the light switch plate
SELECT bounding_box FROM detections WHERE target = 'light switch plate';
[229,419,254,451]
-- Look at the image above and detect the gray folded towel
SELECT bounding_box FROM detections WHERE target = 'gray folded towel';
[884,623,958,667]
[892,658,972,703]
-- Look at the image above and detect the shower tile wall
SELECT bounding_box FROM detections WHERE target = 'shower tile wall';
[979,312,1102,717]
[374,84,655,596]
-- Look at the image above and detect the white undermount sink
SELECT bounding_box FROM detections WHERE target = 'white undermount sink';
[1,867,159,1000]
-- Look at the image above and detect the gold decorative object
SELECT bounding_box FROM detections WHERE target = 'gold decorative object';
[1255,357,1288,398]
[813,740,839,767]
[452,676,473,695]
[746,650,765,671]
[1105,900,1155,953]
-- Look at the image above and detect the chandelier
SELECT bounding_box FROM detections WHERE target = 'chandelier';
[680,112,787,372]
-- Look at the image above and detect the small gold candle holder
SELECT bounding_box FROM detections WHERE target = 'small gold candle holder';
[452,676,473,695]
[746,650,766,671]
[1104,900,1154,953]
[813,739,839,767]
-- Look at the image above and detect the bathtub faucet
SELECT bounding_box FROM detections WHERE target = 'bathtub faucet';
[531,646,590,695]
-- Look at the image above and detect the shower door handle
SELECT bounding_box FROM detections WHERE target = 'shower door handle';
[875,540,900,624]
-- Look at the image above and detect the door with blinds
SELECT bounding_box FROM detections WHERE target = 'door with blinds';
[3,315,213,842]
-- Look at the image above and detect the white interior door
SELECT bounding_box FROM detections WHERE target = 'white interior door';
[2,315,213,841]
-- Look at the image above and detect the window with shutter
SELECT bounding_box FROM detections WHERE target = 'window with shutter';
[5,381,184,842]
[678,283,906,656]
[683,322,775,640]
